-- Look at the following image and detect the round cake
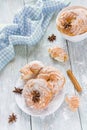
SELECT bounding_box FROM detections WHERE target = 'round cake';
[37,66,65,95]
[20,61,44,80]
[56,6,87,36]
[23,79,53,110]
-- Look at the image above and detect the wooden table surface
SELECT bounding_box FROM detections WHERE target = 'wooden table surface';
[0,0,87,130]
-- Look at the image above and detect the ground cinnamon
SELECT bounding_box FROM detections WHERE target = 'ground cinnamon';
[67,69,82,92]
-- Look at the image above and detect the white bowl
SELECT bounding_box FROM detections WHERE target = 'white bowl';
[59,32,87,42]
[15,78,66,117]
[56,9,87,42]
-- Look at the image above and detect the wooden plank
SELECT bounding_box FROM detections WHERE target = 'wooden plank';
[0,0,31,130]
[27,13,81,130]
[67,39,87,130]
[67,0,87,130]
[0,45,31,130]
[24,0,36,5]
[0,0,24,24]
[0,46,31,130]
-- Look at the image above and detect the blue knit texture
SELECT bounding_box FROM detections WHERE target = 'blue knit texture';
[0,0,70,71]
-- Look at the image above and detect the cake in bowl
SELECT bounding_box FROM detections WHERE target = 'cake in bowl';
[56,6,87,42]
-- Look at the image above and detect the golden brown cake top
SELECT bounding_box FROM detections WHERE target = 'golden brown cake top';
[57,6,87,36]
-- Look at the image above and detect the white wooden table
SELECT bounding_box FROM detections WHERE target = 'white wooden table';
[0,0,87,130]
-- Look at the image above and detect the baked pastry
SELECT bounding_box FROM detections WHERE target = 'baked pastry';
[37,66,65,95]
[20,61,44,80]
[23,79,53,110]
[65,96,79,111]
[56,6,87,36]
[48,46,68,62]
[20,61,65,110]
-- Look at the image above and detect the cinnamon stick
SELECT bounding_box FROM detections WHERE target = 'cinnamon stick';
[67,69,82,92]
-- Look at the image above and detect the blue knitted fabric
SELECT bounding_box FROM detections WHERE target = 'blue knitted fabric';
[0,0,70,71]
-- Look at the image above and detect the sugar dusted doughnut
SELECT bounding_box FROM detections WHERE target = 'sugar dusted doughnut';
[37,66,65,95]
[48,46,68,62]
[20,61,44,80]
[20,61,66,110]
[56,6,87,36]
[23,79,53,110]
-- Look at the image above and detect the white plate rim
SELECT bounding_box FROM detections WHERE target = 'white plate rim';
[15,78,66,117]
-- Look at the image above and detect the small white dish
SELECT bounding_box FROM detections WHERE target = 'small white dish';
[15,78,66,117]
[59,31,87,42]
[56,9,87,42]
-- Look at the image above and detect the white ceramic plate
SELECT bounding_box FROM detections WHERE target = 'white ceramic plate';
[15,78,66,117]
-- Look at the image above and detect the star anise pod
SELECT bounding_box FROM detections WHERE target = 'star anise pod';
[48,34,56,42]
[8,113,17,123]
[32,90,40,103]
[13,87,23,94]
[64,22,71,29]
